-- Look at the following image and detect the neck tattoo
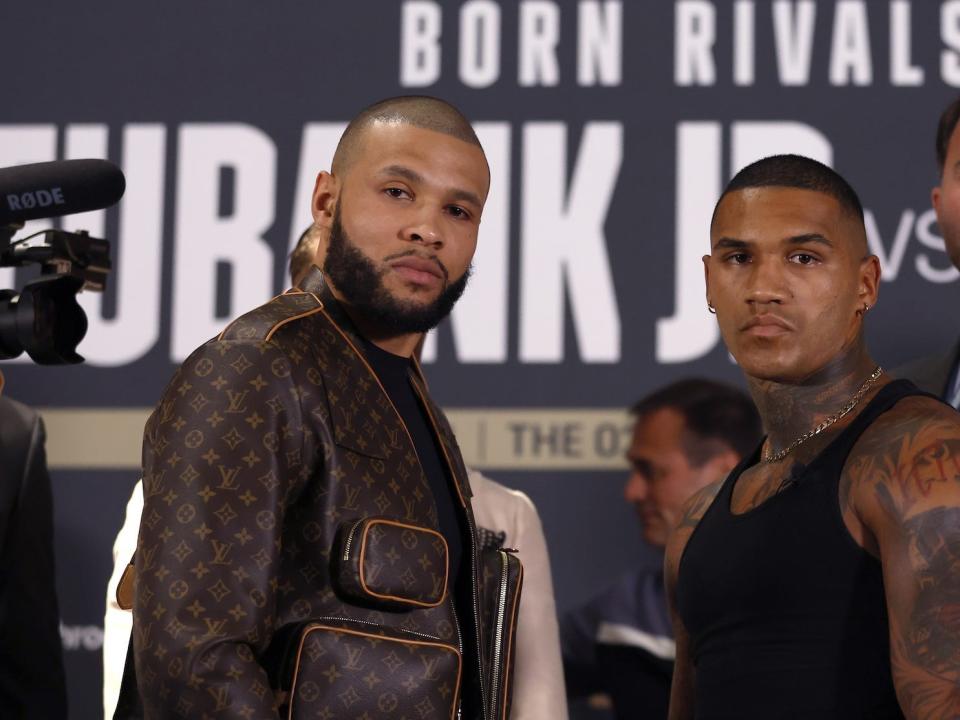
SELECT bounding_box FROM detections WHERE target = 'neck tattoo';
[761,366,884,464]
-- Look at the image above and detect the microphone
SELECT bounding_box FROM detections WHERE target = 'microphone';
[0,159,126,226]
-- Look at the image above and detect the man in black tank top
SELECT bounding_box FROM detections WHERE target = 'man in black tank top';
[666,154,960,720]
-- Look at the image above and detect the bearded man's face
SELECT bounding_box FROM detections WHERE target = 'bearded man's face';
[315,122,487,336]
[323,204,470,334]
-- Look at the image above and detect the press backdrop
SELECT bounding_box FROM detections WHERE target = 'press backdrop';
[3,1,960,717]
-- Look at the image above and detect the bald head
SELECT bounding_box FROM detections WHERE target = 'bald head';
[331,96,485,177]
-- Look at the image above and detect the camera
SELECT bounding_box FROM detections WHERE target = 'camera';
[0,227,111,364]
[0,159,124,365]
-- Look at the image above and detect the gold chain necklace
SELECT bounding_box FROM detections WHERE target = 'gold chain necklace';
[761,366,884,464]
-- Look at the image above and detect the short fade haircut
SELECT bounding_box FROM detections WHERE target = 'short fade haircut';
[936,96,960,175]
[331,95,484,176]
[631,379,762,465]
[713,154,865,224]
[289,225,319,287]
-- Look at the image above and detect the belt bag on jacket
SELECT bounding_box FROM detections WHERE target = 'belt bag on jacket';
[275,517,460,719]
[271,516,524,720]
[332,517,450,611]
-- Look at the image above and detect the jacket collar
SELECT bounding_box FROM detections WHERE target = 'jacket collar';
[298,265,367,353]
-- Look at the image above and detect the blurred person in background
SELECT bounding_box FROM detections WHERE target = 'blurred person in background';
[562,379,760,720]
[896,95,960,408]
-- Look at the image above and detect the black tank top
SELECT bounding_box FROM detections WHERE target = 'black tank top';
[677,380,931,719]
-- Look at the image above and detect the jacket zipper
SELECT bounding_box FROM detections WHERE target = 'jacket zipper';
[449,598,464,657]
[451,600,465,720]
[486,551,510,720]
[342,519,365,561]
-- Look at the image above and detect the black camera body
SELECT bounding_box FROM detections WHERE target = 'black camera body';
[0,225,112,364]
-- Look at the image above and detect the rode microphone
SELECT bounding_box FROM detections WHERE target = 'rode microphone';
[0,159,126,226]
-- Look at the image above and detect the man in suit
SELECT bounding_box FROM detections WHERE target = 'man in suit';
[896,96,960,407]
[0,382,67,718]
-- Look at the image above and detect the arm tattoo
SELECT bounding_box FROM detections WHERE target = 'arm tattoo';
[849,413,960,515]
[845,402,960,719]
[890,503,960,718]
[901,507,960,680]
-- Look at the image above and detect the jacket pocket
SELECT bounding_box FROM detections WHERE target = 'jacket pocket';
[332,517,449,611]
[281,618,461,720]
[481,548,523,720]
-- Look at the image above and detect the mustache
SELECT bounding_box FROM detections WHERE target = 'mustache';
[382,250,449,283]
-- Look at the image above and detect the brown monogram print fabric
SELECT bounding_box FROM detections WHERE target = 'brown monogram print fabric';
[335,518,449,609]
[133,272,483,719]
[287,623,461,720]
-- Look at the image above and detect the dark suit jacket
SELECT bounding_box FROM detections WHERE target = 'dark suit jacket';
[893,340,960,400]
[0,395,67,719]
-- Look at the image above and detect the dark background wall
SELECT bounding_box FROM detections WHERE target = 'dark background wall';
[2,1,959,717]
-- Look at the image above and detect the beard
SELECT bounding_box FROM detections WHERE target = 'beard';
[322,207,470,335]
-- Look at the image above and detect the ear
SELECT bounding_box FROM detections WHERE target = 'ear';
[702,254,713,307]
[932,185,942,217]
[857,253,881,310]
[311,171,339,229]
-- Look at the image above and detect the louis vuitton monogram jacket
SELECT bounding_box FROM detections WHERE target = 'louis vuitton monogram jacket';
[133,268,494,720]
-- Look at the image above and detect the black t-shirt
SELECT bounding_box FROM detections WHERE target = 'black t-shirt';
[360,339,464,594]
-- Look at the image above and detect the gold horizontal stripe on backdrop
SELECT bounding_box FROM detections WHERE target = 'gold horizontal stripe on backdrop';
[39,407,634,472]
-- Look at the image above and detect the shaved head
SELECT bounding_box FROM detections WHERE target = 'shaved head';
[713,154,868,255]
[331,95,485,177]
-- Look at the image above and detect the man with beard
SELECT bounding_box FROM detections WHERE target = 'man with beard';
[131,96,507,720]
[666,155,960,719]
[108,222,563,719]
[896,97,960,408]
